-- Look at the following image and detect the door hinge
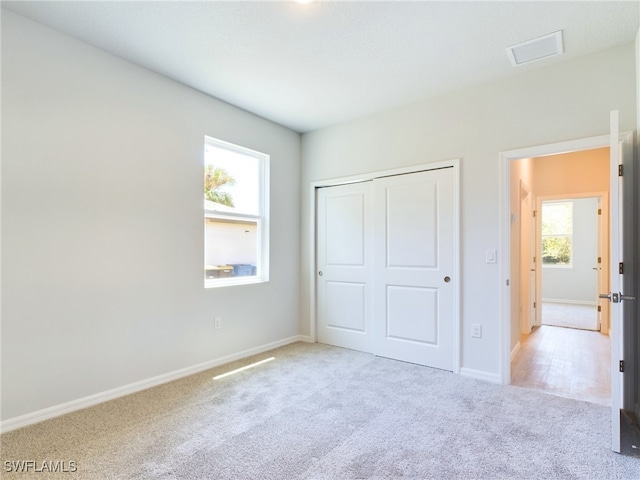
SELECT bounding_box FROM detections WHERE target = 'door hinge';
[533,256,536,263]
[619,360,624,372]
[533,302,536,309]
[533,210,537,217]
[618,164,623,176]
[597,256,601,264]
[598,208,602,215]
[619,262,624,274]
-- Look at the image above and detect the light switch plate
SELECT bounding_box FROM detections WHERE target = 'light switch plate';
[472,324,482,338]
[486,249,497,264]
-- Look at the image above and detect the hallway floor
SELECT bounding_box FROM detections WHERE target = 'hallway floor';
[541,302,598,330]
[511,325,610,406]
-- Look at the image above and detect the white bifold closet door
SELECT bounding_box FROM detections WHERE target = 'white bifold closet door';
[317,167,455,370]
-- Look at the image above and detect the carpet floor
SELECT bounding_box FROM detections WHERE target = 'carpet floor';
[1,342,639,479]
[541,303,598,331]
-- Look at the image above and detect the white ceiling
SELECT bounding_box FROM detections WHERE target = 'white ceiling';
[3,1,639,133]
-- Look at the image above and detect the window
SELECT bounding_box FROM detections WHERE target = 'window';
[204,136,269,287]
[541,201,572,267]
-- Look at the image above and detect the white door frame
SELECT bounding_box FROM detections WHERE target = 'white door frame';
[499,132,630,384]
[534,192,608,332]
[309,159,461,374]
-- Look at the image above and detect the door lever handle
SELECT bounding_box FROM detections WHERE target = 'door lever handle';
[599,292,620,303]
[599,292,634,303]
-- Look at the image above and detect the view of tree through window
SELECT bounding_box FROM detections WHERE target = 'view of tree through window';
[541,201,572,266]
[204,165,236,207]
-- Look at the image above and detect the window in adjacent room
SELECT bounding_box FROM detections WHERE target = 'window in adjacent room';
[541,200,573,267]
[204,136,269,287]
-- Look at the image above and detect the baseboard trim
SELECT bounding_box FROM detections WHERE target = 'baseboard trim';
[510,342,521,362]
[0,335,309,433]
[460,367,502,384]
[541,298,597,306]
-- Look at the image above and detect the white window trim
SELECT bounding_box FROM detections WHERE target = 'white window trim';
[204,137,270,288]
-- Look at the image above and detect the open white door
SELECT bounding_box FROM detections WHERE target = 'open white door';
[528,198,537,331]
[532,202,543,328]
[519,182,534,334]
[604,110,635,453]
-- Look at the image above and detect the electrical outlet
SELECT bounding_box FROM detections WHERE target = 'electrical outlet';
[214,317,222,330]
[472,324,482,338]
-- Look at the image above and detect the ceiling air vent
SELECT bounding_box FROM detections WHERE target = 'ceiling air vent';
[507,31,564,67]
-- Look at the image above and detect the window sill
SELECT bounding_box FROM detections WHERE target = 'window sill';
[204,277,268,289]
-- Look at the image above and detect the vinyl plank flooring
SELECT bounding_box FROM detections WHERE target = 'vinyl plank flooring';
[511,325,610,406]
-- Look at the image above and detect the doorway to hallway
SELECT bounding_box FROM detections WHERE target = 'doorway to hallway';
[508,147,611,407]
[539,195,604,332]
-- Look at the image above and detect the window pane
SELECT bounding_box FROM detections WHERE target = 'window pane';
[204,143,260,216]
[541,202,572,235]
[542,236,571,265]
[205,218,258,279]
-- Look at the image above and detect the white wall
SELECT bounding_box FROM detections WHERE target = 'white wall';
[1,11,301,422]
[533,148,610,197]
[541,198,599,303]
[301,43,636,378]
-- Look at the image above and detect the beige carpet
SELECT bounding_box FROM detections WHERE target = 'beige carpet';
[1,342,639,479]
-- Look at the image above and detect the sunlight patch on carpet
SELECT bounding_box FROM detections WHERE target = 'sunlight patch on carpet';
[213,357,275,380]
